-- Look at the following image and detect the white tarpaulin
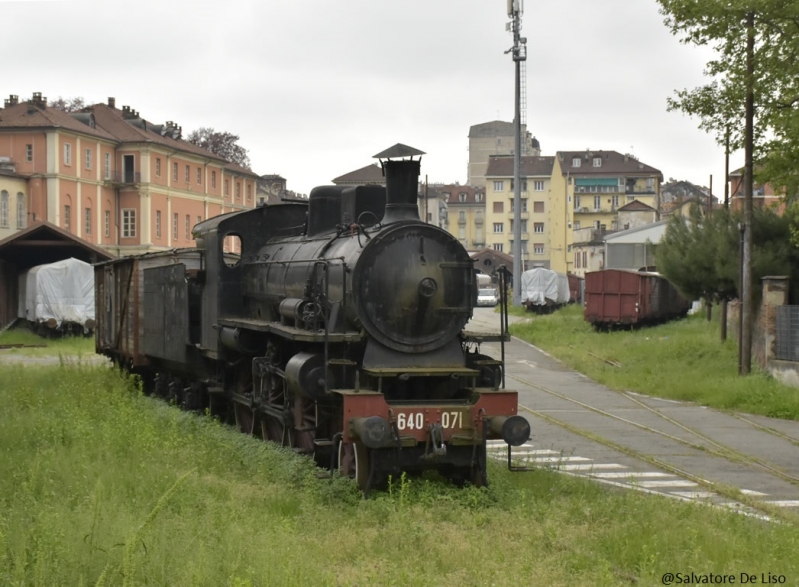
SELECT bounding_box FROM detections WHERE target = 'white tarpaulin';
[521,268,570,306]
[18,258,95,328]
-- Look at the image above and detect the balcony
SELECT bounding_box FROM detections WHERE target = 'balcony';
[508,211,529,219]
[625,187,656,195]
[104,170,141,185]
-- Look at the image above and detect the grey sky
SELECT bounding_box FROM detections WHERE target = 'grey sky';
[4,0,731,196]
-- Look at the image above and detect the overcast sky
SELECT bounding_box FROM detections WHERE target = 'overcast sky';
[4,0,733,196]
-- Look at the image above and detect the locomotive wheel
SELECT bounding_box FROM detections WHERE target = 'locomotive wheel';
[338,441,371,491]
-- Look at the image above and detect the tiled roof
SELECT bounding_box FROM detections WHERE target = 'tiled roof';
[0,101,117,141]
[332,164,385,184]
[485,155,554,178]
[556,151,662,177]
[223,161,260,178]
[618,200,655,212]
[437,184,486,205]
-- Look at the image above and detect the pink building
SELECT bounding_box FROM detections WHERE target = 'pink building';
[0,93,260,255]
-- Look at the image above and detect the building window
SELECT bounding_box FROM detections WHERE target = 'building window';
[64,143,72,166]
[594,196,601,210]
[534,222,544,233]
[534,243,545,255]
[16,193,25,228]
[197,167,202,184]
[532,180,544,191]
[247,184,252,200]
[646,177,655,189]
[493,243,503,252]
[612,195,619,208]
[0,191,8,228]
[593,157,602,167]
[185,165,190,183]
[572,157,581,167]
[582,251,587,267]
[85,148,92,169]
[64,205,71,230]
[493,181,504,192]
[122,209,136,238]
[185,214,190,240]
[458,193,467,202]
[196,215,202,229]
[104,210,110,237]
[156,158,161,177]
[476,193,483,203]
[172,162,178,181]
[84,207,91,235]
[173,213,179,240]
[574,196,581,210]
[533,201,544,213]
[211,171,216,188]
[493,201,504,213]
[236,182,241,199]
[26,144,32,162]
[104,153,111,180]
[493,222,504,233]
[155,210,161,238]
[224,179,229,196]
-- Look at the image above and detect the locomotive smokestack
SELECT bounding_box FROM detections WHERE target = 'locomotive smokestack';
[373,143,426,224]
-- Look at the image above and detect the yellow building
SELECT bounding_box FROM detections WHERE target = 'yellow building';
[0,163,28,242]
[441,185,486,250]
[485,155,555,269]
[549,150,662,273]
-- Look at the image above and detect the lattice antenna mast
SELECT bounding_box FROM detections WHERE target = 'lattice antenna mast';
[505,0,527,305]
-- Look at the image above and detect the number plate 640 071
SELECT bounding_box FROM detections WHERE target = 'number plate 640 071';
[395,410,465,432]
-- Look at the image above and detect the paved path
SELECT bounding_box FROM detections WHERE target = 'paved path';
[467,307,799,517]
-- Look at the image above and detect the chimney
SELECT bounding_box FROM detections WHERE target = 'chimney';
[4,94,19,107]
[31,92,47,108]
[108,97,116,108]
[373,144,426,223]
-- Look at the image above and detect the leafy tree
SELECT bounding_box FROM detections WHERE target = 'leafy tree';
[187,127,251,168]
[49,96,86,112]
[657,0,799,196]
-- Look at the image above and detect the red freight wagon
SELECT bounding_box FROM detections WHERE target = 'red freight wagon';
[584,269,690,327]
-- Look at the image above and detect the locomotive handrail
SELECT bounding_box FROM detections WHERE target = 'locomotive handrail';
[249,256,346,266]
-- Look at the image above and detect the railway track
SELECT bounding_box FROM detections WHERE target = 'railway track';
[466,309,799,519]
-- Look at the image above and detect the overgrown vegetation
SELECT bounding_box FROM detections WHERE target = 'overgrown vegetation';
[1,364,798,586]
[509,305,799,420]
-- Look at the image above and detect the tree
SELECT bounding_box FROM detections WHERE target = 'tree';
[49,96,86,112]
[186,127,251,168]
[657,0,799,373]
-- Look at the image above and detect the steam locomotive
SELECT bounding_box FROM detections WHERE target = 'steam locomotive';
[95,145,530,491]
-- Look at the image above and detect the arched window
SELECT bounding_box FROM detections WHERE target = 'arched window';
[0,191,8,228]
[16,192,25,228]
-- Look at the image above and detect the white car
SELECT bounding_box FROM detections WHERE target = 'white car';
[477,288,499,307]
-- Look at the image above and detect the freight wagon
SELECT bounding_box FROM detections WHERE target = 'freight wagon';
[584,269,690,328]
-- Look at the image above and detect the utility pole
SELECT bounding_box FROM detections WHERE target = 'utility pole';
[721,130,730,342]
[506,0,526,305]
[740,11,755,375]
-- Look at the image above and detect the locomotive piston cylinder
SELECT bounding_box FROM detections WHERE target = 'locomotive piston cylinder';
[284,352,333,399]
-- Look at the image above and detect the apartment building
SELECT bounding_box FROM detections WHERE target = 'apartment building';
[441,184,486,250]
[484,154,554,269]
[549,150,662,273]
[728,168,786,215]
[0,93,259,255]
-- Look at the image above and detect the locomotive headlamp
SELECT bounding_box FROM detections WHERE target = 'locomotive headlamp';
[349,416,393,449]
[490,415,530,447]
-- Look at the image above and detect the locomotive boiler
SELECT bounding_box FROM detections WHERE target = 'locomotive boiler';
[95,144,530,491]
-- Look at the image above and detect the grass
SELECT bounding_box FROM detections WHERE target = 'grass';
[0,327,96,357]
[1,364,798,586]
[507,304,799,420]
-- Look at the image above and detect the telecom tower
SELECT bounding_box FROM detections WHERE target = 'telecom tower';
[506,0,527,305]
